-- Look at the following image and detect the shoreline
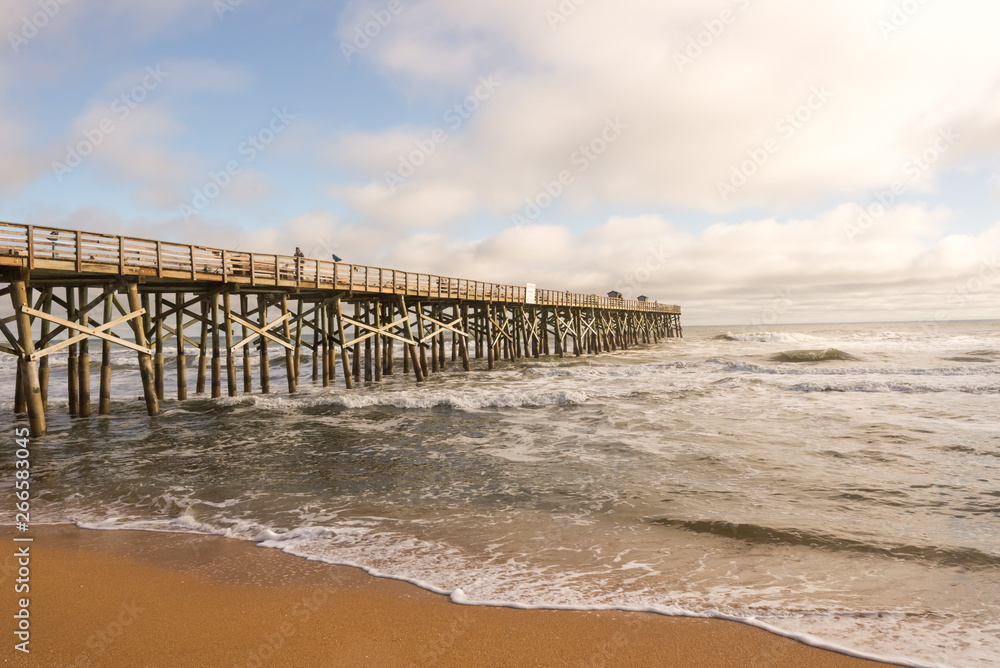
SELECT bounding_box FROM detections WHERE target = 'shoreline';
[0,524,907,667]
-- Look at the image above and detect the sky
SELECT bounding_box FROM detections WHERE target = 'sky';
[2,0,999,326]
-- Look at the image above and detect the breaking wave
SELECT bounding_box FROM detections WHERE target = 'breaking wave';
[715,331,823,343]
[772,349,859,362]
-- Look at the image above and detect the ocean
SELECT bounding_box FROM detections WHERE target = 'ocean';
[2,320,998,667]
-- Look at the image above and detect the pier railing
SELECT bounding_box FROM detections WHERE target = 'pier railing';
[0,222,680,314]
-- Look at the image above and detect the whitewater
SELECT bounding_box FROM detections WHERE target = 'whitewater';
[1,319,998,667]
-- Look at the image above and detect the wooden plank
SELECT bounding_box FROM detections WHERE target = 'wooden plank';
[25,307,151,359]
[229,311,294,351]
[338,314,416,347]
[26,225,34,270]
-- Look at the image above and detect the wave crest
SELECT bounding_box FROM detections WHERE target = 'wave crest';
[716,331,823,343]
[772,349,859,363]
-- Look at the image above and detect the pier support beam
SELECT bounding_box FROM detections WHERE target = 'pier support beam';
[312,303,321,383]
[99,295,112,415]
[126,282,160,417]
[398,297,423,383]
[224,292,237,397]
[336,297,353,389]
[240,295,252,394]
[77,287,91,417]
[258,296,270,394]
[154,293,164,401]
[197,298,208,394]
[282,295,295,394]
[320,302,330,387]
[485,303,495,370]
[10,279,46,436]
[38,289,51,407]
[175,292,187,401]
[66,287,78,416]
[211,293,221,399]
[373,301,382,382]
[459,304,471,372]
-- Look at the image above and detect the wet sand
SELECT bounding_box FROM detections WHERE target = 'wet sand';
[0,525,904,667]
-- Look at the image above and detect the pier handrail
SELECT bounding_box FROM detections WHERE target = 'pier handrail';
[0,221,680,314]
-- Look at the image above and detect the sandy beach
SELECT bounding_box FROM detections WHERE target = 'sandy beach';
[0,525,903,667]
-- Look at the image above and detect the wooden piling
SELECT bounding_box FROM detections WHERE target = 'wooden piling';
[10,280,45,436]
[240,295,252,394]
[327,301,336,383]
[153,293,164,401]
[438,305,446,370]
[223,292,237,397]
[14,362,25,414]
[66,287,79,416]
[78,286,91,417]
[320,302,330,387]
[312,303,320,383]
[373,301,382,382]
[99,295,112,415]
[384,303,394,376]
[554,308,565,358]
[38,289,51,407]
[351,303,361,384]
[335,297,353,389]
[460,304,471,371]
[415,303,429,376]
[126,282,159,417]
[429,307,438,374]
[293,299,303,384]
[364,302,373,382]
[485,303,495,370]
[211,292,221,399]
[175,292,187,401]
[282,294,295,394]
[197,298,208,394]
[398,297,423,383]
[574,308,583,357]
[258,295,270,394]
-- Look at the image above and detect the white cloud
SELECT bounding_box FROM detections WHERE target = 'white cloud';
[33,200,999,325]
[329,0,1000,226]
[47,59,255,207]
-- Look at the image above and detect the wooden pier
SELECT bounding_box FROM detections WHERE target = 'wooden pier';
[1,222,682,436]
